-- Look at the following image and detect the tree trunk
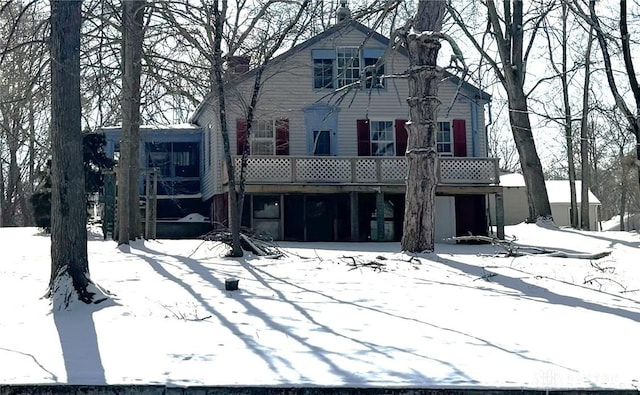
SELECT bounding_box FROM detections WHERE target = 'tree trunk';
[400,1,445,252]
[119,0,145,244]
[580,27,594,230]
[507,90,552,220]
[212,0,243,257]
[48,0,91,308]
[449,0,552,221]
[561,3,578,228]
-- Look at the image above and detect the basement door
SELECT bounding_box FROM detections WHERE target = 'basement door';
[455,195,488,238]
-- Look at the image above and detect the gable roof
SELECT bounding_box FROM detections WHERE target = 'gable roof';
[190,20,491,123]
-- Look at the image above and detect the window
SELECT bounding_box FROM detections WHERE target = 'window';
[437,121,453,155]
[313,58,334,89]
[252,120,275,155]
[364,57,384,89]
[252,195,281,239]
[313,47,385,90]
[336,47,360,88]
[370,121,395,156]
[146,142,199,178]
[312,130,331,155]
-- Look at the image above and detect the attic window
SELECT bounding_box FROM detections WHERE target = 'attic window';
[312,48,385,90]
[363,48,385,89]
[336,47,360,88]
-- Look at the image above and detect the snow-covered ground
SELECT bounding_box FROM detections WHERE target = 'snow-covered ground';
[1,222,639,389]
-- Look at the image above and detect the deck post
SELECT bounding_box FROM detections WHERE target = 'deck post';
[495,192,505,239]
[375,192,385,241]
[350,191,359,241]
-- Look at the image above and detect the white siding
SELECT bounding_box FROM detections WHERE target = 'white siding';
[435,196,456,241]
[196,24,490,199]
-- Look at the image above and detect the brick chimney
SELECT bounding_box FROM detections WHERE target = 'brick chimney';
[226,56,250,80]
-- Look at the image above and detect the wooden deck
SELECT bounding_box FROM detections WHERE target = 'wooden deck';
[223,155,501,195]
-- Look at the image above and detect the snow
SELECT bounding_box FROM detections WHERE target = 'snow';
[1,223,640,389]
[499,174,600,204]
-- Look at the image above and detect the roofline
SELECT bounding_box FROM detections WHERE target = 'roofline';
[190,20,491,122]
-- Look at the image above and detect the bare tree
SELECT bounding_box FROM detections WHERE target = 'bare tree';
[579,25,594,230]
[118,0,146,244]
[449,0,553,222]
[397,1,446,252]
[48,0,94,308]
[571,0,640,195]
[0,0,49,227]
[542,2,579,227]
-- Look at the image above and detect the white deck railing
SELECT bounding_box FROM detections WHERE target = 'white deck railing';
[225,156,500,185]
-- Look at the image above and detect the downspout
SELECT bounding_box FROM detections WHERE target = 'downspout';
[485,99,494,161]
[471,98,479,157]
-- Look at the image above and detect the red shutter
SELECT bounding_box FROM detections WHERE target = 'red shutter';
[237,118,248,155]
[395,119,408,156]
[275,118,289,155]
[357,119,370,156]
[453,119,467,157]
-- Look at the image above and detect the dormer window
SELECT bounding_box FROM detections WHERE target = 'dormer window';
[312,47,385,90]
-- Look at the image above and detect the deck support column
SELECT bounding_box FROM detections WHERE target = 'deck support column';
[495,192,505,239]
[350,191,359,241]
[376,191,385,241]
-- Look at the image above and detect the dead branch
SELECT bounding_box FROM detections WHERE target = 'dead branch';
[451,235,612,260]
[340,256,387,272]
[195,227,286,258]
[584,276,627,292]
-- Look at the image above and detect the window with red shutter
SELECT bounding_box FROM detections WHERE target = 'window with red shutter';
[357,119,370,156]
[275,119,289,155]
[453,119,467,157]
[236,118,248,155]
[395,119,408,156]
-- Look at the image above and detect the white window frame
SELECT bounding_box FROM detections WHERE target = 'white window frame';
[363,57,384,89]
[313,58,334,89]
[437,121,453,156]
[370,119,395,156]
[336,47,360,88]
[251,119,276,156]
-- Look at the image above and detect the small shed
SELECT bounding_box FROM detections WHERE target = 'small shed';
[490,173,601,230]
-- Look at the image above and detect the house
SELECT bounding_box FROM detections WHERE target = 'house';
[489,173,601,230]
[101,125,211,238]
[188,16,504,242]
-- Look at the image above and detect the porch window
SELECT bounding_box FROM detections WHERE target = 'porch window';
[336,47,360,88]
[370,121,395,156]
[437,121,453,156]
[146,141,200,195]
[147,142,199,178]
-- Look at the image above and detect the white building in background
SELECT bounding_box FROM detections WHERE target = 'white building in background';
[490,173,601,231]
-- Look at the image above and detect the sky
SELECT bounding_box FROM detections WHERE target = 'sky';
[1,221,640,389]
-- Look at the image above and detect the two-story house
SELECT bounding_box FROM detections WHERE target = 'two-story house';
[190,18,504,242]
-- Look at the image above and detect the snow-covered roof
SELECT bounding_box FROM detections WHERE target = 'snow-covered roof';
[101,124,201,132]
[500,173,601,204]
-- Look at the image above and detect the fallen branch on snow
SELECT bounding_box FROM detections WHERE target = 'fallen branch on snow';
[340,256,387,272]
[452,235,612,260]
